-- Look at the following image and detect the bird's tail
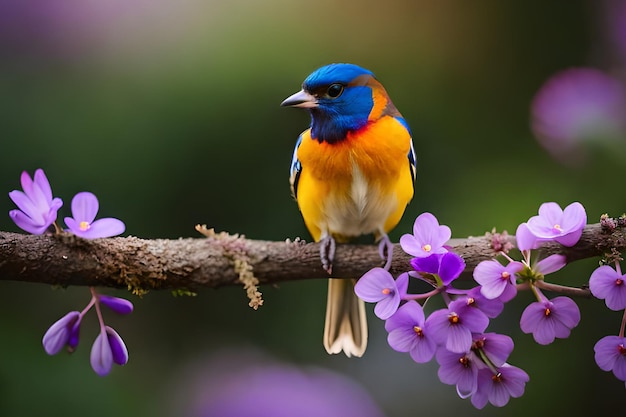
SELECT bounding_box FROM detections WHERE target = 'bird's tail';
[323,278,368,357]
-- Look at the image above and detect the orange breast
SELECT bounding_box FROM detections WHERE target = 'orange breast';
[295,116,413,242]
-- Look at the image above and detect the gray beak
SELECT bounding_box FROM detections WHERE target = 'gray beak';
[280,89,318,108]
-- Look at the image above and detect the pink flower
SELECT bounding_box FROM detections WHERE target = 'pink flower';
[471,365,530,408]
[90,326,128,376]
[64,192,125,239]
[524,202,586,247]
[520,296,580,345]
[474,260,524,301]
[385,301,437,363]
[594,335,626,383]
[400,212,451,258]
[589,264,626,311]
[8,169,63,234]
[355,269,408,319]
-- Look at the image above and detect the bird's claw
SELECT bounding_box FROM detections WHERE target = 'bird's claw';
[378,234,394,271]
[320,236,336,274]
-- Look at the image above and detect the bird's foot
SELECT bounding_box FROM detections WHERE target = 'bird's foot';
[378,234,394,271]
[320,235,336,274]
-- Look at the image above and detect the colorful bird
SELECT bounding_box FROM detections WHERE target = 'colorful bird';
[282,63,416,357]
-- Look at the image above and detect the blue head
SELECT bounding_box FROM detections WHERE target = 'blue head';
[282,63,386,143]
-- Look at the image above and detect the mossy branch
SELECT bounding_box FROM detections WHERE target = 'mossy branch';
[0,223,623,297]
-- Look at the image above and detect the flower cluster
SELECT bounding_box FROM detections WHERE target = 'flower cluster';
[354,202,603,408]
[355,213,529,408]
[43,289,133,376]
[9,169,130,376]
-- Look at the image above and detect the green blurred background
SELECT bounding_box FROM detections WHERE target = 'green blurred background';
[1,0,624,415]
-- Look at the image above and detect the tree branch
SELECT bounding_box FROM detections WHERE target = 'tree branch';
[0,223,623,293]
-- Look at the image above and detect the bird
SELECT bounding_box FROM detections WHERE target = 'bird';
[281,63,416,357]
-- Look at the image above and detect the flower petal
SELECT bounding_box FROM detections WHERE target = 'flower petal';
[71,192,100,223]
[42,311,80,355]
[66,217,126,239]
[105,326,129,366]
[99,295,134,314]
[551,296,580,329]
[446,323,473,353]
[354,268,395,303]
[535,254,566,275]
[561,202,587,231]
[475,333,514,367]
[395,272,409,298]
[515,223,538,251]
[409,333,437,363]
[387,328,415,352]
[9,190,42,223]
[10,209,51,235]
[91,330,113,376]
[594,335,622,371]
[374,291,400,319]
[33,169,54,203]
[19,170,35,196]
[554,229,583,247]
[589,265,626,310]
[438,252,465,285]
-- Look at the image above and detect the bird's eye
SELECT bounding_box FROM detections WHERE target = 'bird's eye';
[326,83,344,98]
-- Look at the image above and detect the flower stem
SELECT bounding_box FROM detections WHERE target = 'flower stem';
[401,287,443,301]
[534,281,593,298]
[528,282,544,302]
[52,221,63,235]
[90,287,106,332]
[80,290,97,317]
[499,251,516,264]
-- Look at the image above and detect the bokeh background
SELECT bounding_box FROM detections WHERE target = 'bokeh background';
[1,0,625,415]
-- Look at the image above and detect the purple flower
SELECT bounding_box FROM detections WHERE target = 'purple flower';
[98,294,134,315]
[90,325,128,376]
[515,223,539,251]
[400,212,451,258]
[474,260,524,300]
[531,67,626,165]
[470,365,530,409]
[525,202,586,247]
[519,296,580,344]
[64,191,125,239]
[8,169,63,235]
[472,333,514,367]
[42,311,81,355]
[355,269,408,319]
[385,301,437,363]
[464,287,504,319]
[411,252,465,285]
[594,335,626,382]
[427,298,490,353]
[436,348,479,398]
[589,265,626,310]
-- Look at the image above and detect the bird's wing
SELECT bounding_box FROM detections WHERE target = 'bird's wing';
[395,116,417,186]
[289,132,304,199]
